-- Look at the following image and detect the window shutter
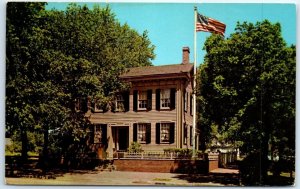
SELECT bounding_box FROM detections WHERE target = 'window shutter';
[170,123,175,144]
[184,91,187,112]
[147,89,152,111]
[156,123,160,144]
[156,89,160,110]
[190,95,193,116]
[133,123,137,142]
[190,126,193,146]
[91,102,95,113]
[81,98,88,113]
[101,125,107,144]
[124,91,130,112]
[170,88,176,109]
[133,90,138,111]
[146,123,151,144]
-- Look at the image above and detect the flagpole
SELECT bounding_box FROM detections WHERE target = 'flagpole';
[192,6,197,158]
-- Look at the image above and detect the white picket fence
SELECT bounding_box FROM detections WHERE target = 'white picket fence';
[114,151,206,160]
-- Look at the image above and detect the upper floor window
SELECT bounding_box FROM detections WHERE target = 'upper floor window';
[161,89,171,109]
[111,92,129,112]
[156,88,176,110]
[133,123,151,144]
[116,94,125,111]
[184,91,188,112]
[138,91,148,110]
[92,99,108,113]
[190,94,193,116]
[133,90,152,111]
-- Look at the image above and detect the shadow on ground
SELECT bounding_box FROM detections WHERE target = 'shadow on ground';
[174,173,240,186]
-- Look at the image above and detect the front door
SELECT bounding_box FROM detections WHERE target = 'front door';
[112,127,129,151]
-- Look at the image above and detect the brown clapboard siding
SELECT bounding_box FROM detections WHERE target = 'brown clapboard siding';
[89,110,176,124]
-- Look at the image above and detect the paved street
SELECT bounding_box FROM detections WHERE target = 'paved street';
[6,170,238,186]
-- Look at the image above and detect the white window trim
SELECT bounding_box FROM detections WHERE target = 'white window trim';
[94,100,104,113]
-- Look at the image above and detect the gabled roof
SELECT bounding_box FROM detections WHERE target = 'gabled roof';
[120,63,194,79]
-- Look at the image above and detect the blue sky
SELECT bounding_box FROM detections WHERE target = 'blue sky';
[46,3,296,66]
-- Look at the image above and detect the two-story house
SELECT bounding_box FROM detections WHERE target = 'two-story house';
[87,47,199,159]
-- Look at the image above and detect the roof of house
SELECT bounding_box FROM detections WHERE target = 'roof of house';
[120,63,194,79]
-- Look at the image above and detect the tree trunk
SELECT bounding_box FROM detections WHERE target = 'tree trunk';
[42,126,49,173]
[21,127,28,162]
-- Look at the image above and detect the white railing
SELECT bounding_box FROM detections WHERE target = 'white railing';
[114,151,206,160]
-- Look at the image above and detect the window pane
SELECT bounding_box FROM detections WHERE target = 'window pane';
[161,123,170,142]
[138,91,148,109]
[161,89,171,108]
[116,94,125,111]
[94,125,102,143]
[138,124,147,143]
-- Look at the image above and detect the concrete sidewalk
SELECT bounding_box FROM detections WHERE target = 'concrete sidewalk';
[6,170,238,186]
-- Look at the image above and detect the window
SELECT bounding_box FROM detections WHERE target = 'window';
[94,125,103,143]
[92,99,107,113]
[156,88,176,110]
[161,89,171,108]
[138,124,147,143]
[184,124,187,145]
[155,122,175,144]
[116,94,125,111]
[92,124,107,144]
[133,90,152,111]
[184,92,188,112]
[94,102,103,112]
[138,91,148,109]
[161,123,170,143]
[190,94,193,116]
[133,123,151,144]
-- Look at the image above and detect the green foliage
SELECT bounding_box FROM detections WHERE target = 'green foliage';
[163,148,203,157]
[127,142,142,153]
[6,2,155,163]
[198,20,295,183]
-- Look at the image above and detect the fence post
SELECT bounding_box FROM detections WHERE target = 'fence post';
[208,152,219,172]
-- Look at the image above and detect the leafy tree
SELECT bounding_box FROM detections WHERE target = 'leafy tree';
[6,2,155,167]
[6,2,47,160]
[197,20,295,184]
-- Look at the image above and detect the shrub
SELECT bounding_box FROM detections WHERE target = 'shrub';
[127,142,142,153]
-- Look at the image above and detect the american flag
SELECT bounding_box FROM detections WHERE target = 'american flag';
[196,13,226,36]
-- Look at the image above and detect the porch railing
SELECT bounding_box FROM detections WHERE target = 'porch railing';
[114,151,206,160]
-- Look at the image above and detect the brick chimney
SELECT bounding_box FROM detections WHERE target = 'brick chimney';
[182,47,190,65]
